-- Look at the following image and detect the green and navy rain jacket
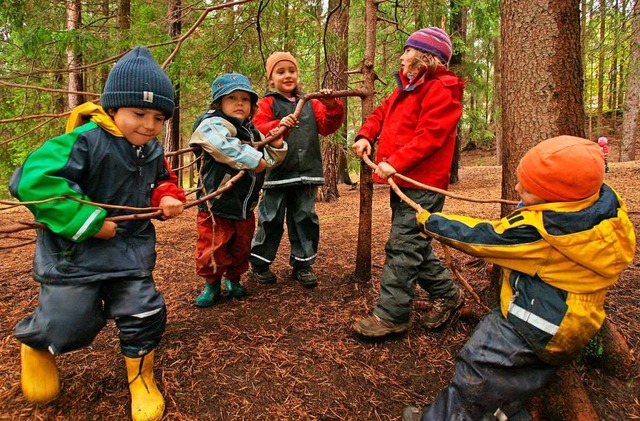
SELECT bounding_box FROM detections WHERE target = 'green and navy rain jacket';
[9,103,185,283]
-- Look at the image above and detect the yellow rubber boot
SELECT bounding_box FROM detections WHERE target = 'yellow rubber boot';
[20,344,60,403]
[124,351,165,421]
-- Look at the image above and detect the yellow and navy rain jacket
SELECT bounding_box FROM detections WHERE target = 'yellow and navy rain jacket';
[418,184,636,365]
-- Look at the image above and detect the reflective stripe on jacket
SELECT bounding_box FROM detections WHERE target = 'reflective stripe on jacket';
[9,120,182,283]
[253,92,344,188]
[420,184,636,365]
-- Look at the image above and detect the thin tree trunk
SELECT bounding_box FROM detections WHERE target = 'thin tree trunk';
[165,0,182,181]
[118,0,131,29]
[449,0,465,184]
[609,0,620,133]
[597,0,606,136]
[354,0,378,281]
[618,0,628,113]
[66,0,84,109]
[493,35,502,165]
[320,0,350,202]
[540,364,599,421]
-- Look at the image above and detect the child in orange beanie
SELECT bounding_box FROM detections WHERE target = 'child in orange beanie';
[249,51,344,288]
[403,136,636,420]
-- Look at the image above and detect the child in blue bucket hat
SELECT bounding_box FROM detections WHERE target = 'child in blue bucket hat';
[189,73,287,307]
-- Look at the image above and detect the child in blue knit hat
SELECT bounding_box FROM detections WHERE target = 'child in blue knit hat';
[189,73,287,308]
[9,46,185,421]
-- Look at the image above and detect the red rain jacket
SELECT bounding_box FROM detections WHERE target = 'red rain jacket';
[357,67,464,190]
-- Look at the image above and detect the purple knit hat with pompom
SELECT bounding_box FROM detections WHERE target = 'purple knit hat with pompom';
[404,27,453,65]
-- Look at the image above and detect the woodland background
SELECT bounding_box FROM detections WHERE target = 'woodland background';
[1,0,639,420]
[1,0,640,199]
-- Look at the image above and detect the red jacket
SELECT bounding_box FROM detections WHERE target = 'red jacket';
[357,67,464,190]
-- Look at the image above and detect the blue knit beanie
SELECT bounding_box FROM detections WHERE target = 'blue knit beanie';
[211,73,258,105]
[101,46,175,118]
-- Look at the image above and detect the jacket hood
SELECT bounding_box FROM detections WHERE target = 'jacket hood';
[66,102,123,136]
[524,184,636,285]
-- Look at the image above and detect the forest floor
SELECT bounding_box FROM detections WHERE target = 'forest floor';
[0,144,638,420]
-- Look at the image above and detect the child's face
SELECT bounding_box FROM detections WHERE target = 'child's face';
[400,47,420,77]
[516,181,547,206]
[220,90,253,120]
[109,107,166,146]
[269,61,298,96]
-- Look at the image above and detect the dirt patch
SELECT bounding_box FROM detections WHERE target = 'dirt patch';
[0,155,638,420]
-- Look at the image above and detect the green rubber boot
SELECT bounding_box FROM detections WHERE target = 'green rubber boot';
[194,279,221,308]
[223,278,246,298]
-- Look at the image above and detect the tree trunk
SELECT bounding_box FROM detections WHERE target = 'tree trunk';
[584,319,637,380]
[618,0,628,113]
[500,0,584,215]
[493,35,502,165]
[608,0,619,126]
[539,364,599,421]
[66,0,84,109]
[319,0,350,203]
[118,0,131,29]
[448,0,466,184]
[354,0,378,281]
[165,0,182,180]
[620,0,640,161]
[597,0,606,137]
[501,1,634,415]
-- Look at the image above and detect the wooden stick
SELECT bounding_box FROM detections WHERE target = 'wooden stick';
[362,154,490,310]
[361,154,518,205]
[166,89,369,158]
[0,171,247,237]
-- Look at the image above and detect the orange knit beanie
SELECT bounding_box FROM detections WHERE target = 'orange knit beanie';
[265,52,298,79]
[517,136,605,202]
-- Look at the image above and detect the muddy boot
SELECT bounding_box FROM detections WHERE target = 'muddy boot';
[293,267,318,288]
[250,265,277,284]
[21,343,60,403]
[423,287,464,329]
[194,279,221,308]
[125,351,164,421]
[223,278,246,298]
[352,314,409,338]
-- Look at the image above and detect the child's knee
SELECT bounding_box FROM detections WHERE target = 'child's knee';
[116,306,167,357]
[15,313,106,354]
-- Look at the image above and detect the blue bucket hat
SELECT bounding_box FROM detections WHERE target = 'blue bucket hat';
[101,46,175,118]
[211,73,258,104]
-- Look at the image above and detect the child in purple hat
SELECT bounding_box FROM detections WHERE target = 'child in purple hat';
[351,27,465,338]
